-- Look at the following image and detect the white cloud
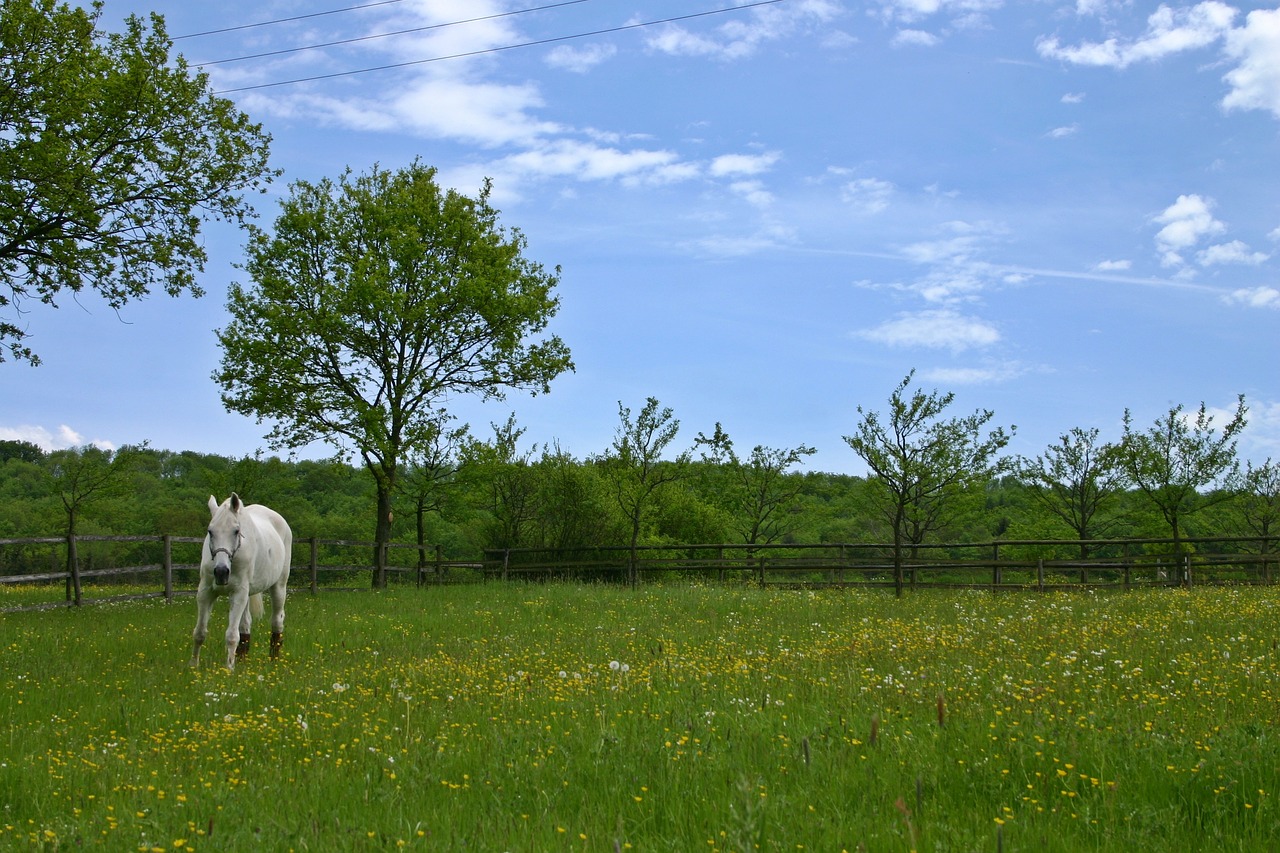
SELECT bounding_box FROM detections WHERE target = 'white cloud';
[1240,399,1280,457]
[1047,124,1080,138]
[0,424,113,452]
[1094,259,1132,271]
[689,222,797,257]
[645,1,842,60]
[876,0,1004,26]
[920,362,1026,384]
[857,308,1000,352]
[1223,286,1280,308]
[892,29,941,47]
[1061,92,1086,103]
[1222,7,1280,118]
[728,180,775,208]
[1197,240,1270,266]
[1153,194,1226,266]
[709,151,781,177]
[1036,3,1280,121]
[841,177,895,214]
[490,139,685,183]
[1270,225,1280,242]
[1036,1,1237,68]
[545,43,618,73]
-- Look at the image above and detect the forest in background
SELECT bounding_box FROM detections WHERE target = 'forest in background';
[1,426,1274,574]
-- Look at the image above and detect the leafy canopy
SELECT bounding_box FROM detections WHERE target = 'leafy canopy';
[0,0,276,365]
[215,160,572,583]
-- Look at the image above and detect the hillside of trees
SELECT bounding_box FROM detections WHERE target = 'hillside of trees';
[1,424,1274,572]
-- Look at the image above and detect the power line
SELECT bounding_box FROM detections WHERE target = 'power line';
[194,0,596,66]
[174,0,408,40]
[213,0,786,94]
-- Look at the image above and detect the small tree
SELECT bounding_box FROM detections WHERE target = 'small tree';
[596,397,689,586]
[694,423,816,546]
[215,162,572,587]
[1236,459,1280,582]
[0,0,275,364]
[1015,427,1128,558]
[1119,396,1247,578]
[461,414,540,551]
[843,371,1013,596]
[44,443,143,603]
[534,442,616,553]
[399,413,468,575]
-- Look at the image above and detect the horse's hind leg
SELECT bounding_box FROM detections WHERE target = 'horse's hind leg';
[269,583,286,659]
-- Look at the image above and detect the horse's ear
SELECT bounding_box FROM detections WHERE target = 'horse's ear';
[230,492,242,513]
[208,495,219,517]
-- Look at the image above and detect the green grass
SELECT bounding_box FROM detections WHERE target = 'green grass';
[1,583,1278,851]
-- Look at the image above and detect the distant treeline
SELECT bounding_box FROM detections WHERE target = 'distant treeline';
[0,438,1270,575]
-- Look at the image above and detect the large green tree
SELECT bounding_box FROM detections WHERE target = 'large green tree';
[843,371,1013,596]
[215,161,572,587]
[0,0,275,364]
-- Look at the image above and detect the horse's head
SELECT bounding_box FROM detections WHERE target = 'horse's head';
[206,493,245,586]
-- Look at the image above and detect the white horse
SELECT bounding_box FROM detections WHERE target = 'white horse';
[190,493,293,670]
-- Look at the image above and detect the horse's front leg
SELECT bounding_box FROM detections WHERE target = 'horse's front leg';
[190,583,215,667]
[224,589,251,670]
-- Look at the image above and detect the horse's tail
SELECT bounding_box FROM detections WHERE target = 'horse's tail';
[250,592,264,620]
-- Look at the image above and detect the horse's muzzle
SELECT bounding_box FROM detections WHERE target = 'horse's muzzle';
[214,566,230,586]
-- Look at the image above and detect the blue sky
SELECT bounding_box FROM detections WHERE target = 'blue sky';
[3,0,1279,475]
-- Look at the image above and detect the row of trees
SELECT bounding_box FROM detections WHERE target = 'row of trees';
[2,378,1274,594]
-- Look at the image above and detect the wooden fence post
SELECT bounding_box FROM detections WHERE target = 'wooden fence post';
[309,537,318,595]
[992,542,1001,589]
[502,549,510,583]
[163,534,173,603]
[1185,553,1193,589]
[1037,558,1044,593]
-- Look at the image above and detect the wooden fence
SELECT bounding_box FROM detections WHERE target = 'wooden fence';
[0,534,482,611]
[483,536,1278,590]
[2,533,1276,611]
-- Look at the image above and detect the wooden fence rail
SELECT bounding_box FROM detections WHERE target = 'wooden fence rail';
[2,533,1275,611]
[0,534,481,611]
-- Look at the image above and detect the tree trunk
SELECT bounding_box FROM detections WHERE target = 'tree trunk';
[892,504,905,599]
[373,483,394,589]
[66,523,82,606]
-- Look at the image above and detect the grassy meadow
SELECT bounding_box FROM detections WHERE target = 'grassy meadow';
[1,582,1277,851]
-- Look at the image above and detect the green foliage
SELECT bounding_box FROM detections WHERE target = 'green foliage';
[596,397,690,579]
[215,160,573,585]
[0,0,275,364]
[1120,396,1248,547]
[843,371,1014,591]
[694,423,817,545]
[1015,427,1129,555]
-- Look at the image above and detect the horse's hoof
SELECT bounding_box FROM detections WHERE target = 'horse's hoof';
[270,631,283,659]
[235,633,251,659]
